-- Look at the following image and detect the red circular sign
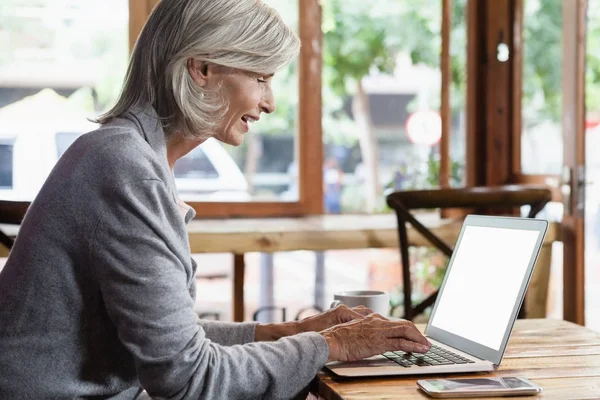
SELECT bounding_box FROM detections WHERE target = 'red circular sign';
[405,110,442,146]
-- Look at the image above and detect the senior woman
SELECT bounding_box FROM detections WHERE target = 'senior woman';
[0,0,430,399]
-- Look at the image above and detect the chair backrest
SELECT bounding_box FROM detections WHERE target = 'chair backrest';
[385,184,552,320]
[387,185,552,215]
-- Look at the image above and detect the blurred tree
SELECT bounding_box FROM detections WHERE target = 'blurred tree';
[321,0,463,211]
[586,0,600,114]
[322,0,399,212]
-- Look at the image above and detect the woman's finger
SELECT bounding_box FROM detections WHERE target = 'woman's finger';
[385,338,431,354]
[370,313,389,320]
[336,307,366,323]
[386,323,431,347]
[351,306,374,316]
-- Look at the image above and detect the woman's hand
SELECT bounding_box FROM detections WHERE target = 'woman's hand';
[320,314,431,362]
[296,304,374,333]
[254,304,373,342]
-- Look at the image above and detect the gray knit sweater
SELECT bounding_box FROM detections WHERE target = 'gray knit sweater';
[0,104,329,399]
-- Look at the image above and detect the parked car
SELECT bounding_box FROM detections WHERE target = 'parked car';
[173,137,249,201]
[0,121,249,202]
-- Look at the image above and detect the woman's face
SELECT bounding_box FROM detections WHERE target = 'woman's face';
[189,61,276,146]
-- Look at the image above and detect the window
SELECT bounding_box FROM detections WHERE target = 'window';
[55,132,81,159]
[321,0,467,214]
[521,0,563,175]
[174,139,251,201]
[2,0,463,218]
[0,143,14,189]
[174,147,219,180]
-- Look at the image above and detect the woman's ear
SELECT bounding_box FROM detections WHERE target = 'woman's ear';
[187,58,209,87]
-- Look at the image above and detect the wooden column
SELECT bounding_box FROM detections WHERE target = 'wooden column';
[129,0,160,51]
[233,254,246,322]
[440,0,452,189]
[466,0,520,187]
[466,0,485,187]
[298,0,324,214]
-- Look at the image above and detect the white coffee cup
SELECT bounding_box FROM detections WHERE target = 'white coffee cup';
[330,290,390,316]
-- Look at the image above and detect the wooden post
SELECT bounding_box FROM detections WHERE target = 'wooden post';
[129,0,160,51]
[233,254,245,322]
[466,0,520,188]
[298,0,324,214]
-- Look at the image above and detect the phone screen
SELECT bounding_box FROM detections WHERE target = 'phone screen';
[427,377,535,392]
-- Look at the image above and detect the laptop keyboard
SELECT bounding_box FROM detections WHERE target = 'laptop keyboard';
[382,344,476,368]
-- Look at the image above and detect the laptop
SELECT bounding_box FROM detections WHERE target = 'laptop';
[326,215,548,377]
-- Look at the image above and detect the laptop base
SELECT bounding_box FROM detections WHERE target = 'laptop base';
[325,355,494,378]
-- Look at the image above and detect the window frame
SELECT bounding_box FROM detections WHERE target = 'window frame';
[130,0,323,218]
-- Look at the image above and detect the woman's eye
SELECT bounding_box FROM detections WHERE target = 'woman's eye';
[257,77,268,83]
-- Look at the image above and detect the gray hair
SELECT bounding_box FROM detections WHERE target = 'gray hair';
[96,0,300,140]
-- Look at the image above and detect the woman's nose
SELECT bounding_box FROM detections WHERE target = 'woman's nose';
[260,90,276,114]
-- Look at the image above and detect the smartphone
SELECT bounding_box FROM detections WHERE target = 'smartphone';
[417,377,542,398]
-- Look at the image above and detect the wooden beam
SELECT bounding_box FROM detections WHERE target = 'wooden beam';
[189,201,306,218]
[466,0,521,190]
[129,0,159,51]
[512,0,524,178]
[440,0,452,189]
[298,0,324,214]
[233,254,245,322]
[466,0,485,187]
[483,0,514,186]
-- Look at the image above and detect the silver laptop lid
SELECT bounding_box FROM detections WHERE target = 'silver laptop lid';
[425,215,548,366]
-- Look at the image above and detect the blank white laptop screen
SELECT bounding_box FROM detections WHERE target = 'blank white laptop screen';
[430,225,540,351]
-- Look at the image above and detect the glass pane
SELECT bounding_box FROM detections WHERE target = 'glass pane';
[321,0,467,214]
[176,0,299,203]
[0,144,14,188]
[0,0,128,201]
[585,0,600,330]
[521,0,563,174]
[55,132,81,158]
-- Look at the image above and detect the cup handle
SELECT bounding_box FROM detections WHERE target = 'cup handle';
[330,300,342,309]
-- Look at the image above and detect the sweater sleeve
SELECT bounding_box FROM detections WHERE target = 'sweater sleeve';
[197,320,257,346]
[91,179,329,400]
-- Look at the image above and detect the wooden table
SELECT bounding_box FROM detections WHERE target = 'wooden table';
[313,319,600,400]
[0,214,561,322]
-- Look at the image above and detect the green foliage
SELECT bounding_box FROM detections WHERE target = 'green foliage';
[522,0,563,123]
[389,246,449,318]
[320,0,600,134]
[586,1,600,113]
[426,155,464,188]
[322,0,398,97]
[321,0,468,121]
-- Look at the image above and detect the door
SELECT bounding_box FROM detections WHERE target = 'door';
[517,0,587,325]
[584,0,600,330]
